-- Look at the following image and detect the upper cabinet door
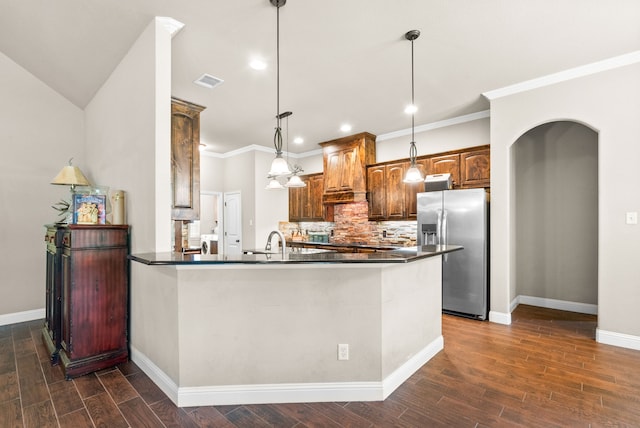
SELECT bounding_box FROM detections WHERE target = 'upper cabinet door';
[171,97,206,221]
[385,162,406,219]
[428,154,460,188]
[367,166,386,220]
[309,174,326,220]
[460,149,490,188]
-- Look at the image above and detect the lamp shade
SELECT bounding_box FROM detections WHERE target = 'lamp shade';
[403,165,424,183]
[51,165,90,186]
[265,178,285,190]
[284,174,306,188]
[268,155,291,176]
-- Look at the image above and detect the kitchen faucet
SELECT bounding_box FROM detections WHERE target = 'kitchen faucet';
[265,230,287,257]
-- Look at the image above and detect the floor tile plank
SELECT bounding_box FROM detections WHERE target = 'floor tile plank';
[84,392,129,428]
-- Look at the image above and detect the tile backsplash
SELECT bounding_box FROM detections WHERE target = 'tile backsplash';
[280,201,417,247]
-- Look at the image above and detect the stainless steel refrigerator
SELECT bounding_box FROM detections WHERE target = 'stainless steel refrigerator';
[417,188,489,320]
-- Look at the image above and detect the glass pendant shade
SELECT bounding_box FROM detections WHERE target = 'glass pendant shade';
[265,178,284,190]
[403,164,424,183]
[284,174,306,188]
[268,154,291,176]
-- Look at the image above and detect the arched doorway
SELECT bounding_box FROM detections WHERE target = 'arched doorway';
[513,121,598,314]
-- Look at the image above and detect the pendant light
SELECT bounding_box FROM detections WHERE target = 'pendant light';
[403,29,424,183]
[267,0,292,177]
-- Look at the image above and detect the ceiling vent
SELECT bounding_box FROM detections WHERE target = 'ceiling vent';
[194,74,224,89]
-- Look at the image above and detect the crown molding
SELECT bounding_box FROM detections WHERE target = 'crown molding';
[376,110,490,142]
[483,50,640,101]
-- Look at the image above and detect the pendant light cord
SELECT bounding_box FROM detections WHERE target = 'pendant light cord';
[272,3,283,154]
[276,4,281,132]
[404,29,420,172]
[411,37,415,144]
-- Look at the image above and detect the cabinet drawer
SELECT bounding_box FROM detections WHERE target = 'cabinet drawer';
[64,226,128,249]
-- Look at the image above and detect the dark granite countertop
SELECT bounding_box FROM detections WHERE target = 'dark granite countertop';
[286,241,403,251]
[129,245,463,266]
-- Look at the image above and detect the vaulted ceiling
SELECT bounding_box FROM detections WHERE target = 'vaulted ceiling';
[1,0,639,154]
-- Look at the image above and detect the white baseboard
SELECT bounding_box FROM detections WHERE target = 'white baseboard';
[130,346,179,404]
[131,336,444,407]
[516,295,598,315]
[0,308,45,326]
[489,311,511,325]
[381,335,443,399]
[596,329,640,351]
[511,296,640,351]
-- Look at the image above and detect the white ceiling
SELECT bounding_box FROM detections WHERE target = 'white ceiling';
[1,0,639,154]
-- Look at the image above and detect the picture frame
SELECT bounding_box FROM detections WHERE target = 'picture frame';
[72,194,107,225]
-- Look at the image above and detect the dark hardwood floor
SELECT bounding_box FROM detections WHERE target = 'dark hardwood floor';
[1,305,639,427]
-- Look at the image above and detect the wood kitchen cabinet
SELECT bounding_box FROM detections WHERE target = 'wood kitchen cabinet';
[57,225,130,379]
[428,153,460,187]
[367,159,427,221]
[42,224,65,364]
[367,165,386,220]
[171,97,205,221]
[289,173,329,222]
[460,148,490,188]
[320,132,376,205]
[385,162,408,219]
[366,145,488,221]
[309,174,327,220]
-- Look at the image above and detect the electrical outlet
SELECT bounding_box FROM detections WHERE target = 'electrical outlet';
[626,212,638,225]
[338,344,349,361]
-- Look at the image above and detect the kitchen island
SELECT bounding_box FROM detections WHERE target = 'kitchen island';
[128,245,461,407]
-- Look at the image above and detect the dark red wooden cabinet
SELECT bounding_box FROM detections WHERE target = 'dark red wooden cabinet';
[45,224,130,379]
[42,224,65,364]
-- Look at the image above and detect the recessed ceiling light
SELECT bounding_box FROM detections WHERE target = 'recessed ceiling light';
[293,137,304,144]
[340,124,352,133]
[250,59,267,70]
[194,74,224,89]
[404,104,418,114]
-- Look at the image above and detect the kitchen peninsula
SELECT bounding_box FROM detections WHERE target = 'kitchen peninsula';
[128,245,461,407]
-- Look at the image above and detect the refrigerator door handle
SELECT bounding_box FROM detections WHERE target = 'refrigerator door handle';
[436,209,443,246]
[442,209,448,261]
[442,209,448,245]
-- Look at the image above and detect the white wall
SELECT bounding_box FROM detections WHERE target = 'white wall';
[488,56,640,339]
[376,115,490,163]
[85,18,173,253]
[222,150,256,249]
[254,150,288,247]
[514,121,598,304]
[201,153,224,193]
[0,51,84,320]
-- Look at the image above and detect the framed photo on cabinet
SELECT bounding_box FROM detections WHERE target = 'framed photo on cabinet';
[73,194,106,224]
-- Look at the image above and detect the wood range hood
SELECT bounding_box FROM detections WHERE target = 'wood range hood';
[319,132,376,205]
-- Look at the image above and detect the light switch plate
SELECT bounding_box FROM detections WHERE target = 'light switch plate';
[626,212,638,225]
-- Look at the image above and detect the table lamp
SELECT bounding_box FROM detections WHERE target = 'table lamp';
[51,159,90,223]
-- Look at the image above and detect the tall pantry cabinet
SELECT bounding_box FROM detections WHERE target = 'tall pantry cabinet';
[42,224,130,379]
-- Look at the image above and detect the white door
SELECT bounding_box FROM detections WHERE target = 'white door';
[224,191,242,255]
